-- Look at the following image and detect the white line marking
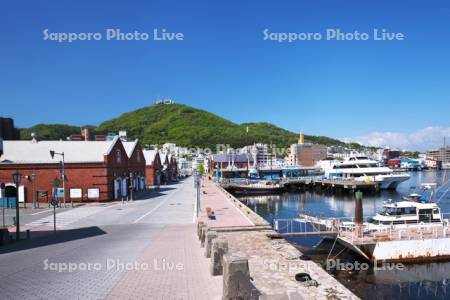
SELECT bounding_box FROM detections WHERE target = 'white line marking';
[30,209,53,215]
[132,186,181,224]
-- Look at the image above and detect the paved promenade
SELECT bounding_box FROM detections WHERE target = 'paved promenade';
[0,177,222,300]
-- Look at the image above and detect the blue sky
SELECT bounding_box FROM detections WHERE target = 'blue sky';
[1,0,449,150]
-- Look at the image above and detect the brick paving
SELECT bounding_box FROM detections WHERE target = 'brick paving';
[107,224,222,300]
[198,179,255,228]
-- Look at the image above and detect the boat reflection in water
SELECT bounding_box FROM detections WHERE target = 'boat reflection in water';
[237,171,450,300]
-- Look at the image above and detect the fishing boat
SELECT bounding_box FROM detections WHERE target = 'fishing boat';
[222,179,285,195]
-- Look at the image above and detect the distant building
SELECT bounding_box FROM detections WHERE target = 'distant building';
[155,98,175,105]
[159,153,178,183]
[427,146,450,166]
[68,128,107,141]
[427,147,450,162]
[382,149,400,163]
[288,133,327,167]
[241,144,273,167]
[0,117,20,140]
[208,153,255,171]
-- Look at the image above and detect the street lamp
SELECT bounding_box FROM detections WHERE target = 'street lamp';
[50,150,66,207]
[30,174,36,209]
[12,171,22,241]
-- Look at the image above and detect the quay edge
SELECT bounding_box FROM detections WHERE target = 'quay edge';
[199,179,359,299]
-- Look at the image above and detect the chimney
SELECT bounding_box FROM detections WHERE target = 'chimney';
[81,128,91,141]
[118,130,127,142]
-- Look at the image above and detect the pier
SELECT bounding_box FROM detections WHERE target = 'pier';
[197,178,358,299]
[283,177,379,192]
[274,214,450,263]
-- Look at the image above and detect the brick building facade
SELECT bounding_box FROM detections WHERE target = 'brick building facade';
[143,150,162,186]
[0,136,146,203]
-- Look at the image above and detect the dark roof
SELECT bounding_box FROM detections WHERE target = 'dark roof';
[211,153,254,163]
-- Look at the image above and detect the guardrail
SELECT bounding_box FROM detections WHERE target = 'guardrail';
[274,213,450,243]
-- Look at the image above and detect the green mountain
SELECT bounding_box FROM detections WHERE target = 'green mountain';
[20,103,357,150]
[94,104,347,149]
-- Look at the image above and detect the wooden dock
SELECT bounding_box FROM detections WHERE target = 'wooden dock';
[283,177,379,192]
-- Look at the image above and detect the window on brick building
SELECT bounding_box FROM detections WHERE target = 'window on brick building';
[116,149,122,164]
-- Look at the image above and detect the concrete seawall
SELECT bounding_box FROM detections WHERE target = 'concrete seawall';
[198,178,358,299]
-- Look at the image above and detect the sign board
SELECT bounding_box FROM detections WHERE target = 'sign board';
[37,191,48,197]
[50,199,58,207]
[56,188,65,198]
[70,188,82,199]
[18,186,25,203]
[87,188,99,199]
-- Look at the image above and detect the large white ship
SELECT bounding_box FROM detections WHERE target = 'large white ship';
[321,156,410,189]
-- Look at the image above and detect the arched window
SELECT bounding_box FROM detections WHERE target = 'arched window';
[116,149,122,164]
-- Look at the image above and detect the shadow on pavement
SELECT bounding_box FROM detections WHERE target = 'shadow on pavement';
[0,226,107,254]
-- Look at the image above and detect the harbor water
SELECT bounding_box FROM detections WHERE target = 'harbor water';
[237,170,450,300]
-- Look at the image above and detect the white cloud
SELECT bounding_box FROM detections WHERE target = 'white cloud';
[345,127,450,152]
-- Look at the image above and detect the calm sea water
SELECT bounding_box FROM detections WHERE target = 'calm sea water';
[237,170,450,300]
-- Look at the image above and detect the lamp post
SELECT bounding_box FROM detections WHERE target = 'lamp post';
[194,170,200,217]
[129,171,135,201]
[30,174,36,209]
[50,150,66,208]
[12,171,22,241]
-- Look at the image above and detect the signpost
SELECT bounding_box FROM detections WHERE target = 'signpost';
[50,198,58,233]
[51,178,60,233]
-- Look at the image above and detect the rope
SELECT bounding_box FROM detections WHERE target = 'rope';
[331,247,347,260]
[326,234,339,261]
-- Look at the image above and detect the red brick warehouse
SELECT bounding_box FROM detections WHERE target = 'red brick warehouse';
[0,136,146,204]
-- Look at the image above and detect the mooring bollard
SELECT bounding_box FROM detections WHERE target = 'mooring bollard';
[26,229,30,239]
[0,228,9,246]
[210,238,228,276]
[197,221,205,239]
[222,255,252,300]
[204,231,218,258]
[200,227,208,247]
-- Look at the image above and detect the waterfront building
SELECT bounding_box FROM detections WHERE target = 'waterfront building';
[0,136,146,203]
[288,133,327,167]
[207,153,255,171]
[427,146,450,164]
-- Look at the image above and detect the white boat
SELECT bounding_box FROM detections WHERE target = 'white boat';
[365,194,445,231]
[321,156,410,189]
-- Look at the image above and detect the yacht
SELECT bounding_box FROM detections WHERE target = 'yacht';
[322,156,410,189]
[366,194,445,230]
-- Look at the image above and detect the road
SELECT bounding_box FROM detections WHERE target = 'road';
[0,177,222,300]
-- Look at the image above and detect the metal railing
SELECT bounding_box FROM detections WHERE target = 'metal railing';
[273,213,450,243]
